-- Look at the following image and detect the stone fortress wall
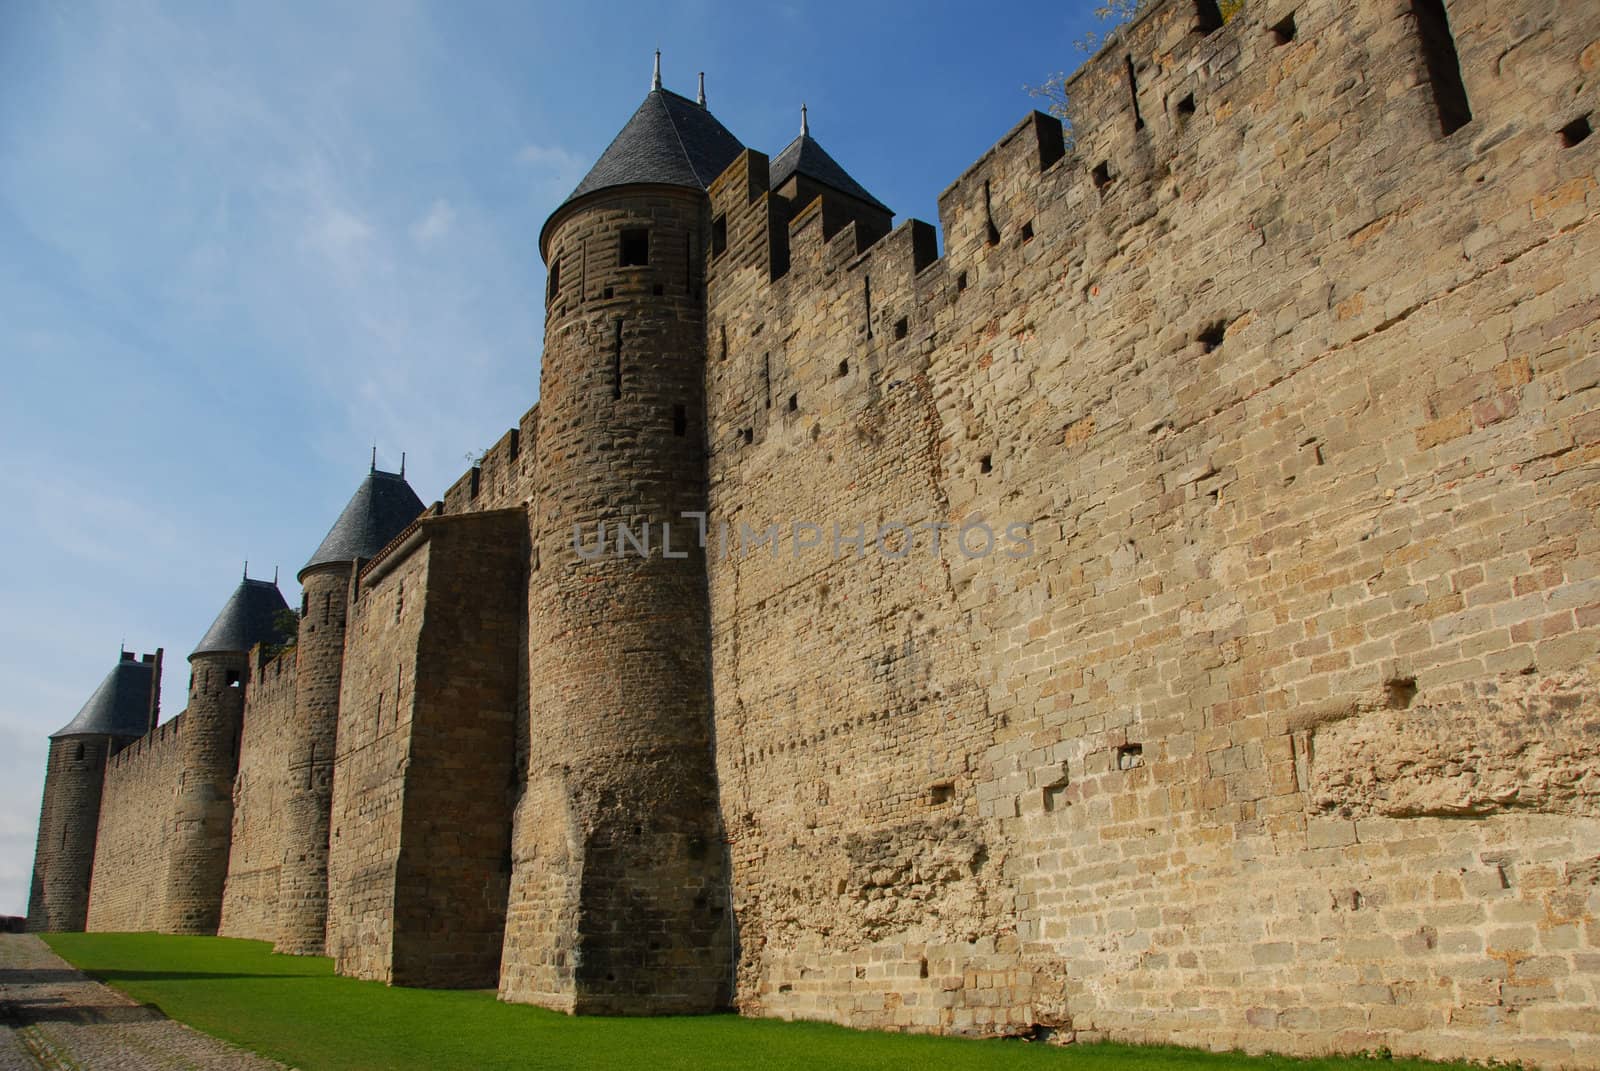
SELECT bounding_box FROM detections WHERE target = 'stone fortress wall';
[698,0,1600,1059]
[26,0,1600,1064]
[84,717,185,933]
[219,650,298,941]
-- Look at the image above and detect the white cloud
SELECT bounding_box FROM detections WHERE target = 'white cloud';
[410,198,455,245]
[516,143,585,197]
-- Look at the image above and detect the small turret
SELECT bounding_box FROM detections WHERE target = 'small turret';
[26,650,162,932]
[768,105,893,247]
[277,463,423,955]
[164,573,289,935]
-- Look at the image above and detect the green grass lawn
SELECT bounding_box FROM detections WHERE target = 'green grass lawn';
[42,933,1455,1071]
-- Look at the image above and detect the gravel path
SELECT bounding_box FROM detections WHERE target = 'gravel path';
[0,934,288,1071]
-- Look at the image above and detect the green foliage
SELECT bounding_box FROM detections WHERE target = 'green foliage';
[44,933,1482,1071]
[263,607,301,661]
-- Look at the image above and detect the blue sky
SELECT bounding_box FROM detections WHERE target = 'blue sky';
[0,0,1106,917]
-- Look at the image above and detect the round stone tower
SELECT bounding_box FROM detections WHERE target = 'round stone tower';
[499,58,738,1013]
[164,573,288,935]
[277,462,422,955]
[26,649,162,932]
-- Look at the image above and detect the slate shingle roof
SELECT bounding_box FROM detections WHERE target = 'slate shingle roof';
[301,470,425,578]
[190,579,290,660]
[541,88,743,255]
[769,133,891,214]
[562,88,744,205]
[51,656,158,739]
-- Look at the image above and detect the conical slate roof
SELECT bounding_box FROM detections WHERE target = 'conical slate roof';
[190,578,290,660]
[51,655,158,739]
[301,469,424,579]
[769,130,890,214]
[563,88,743,205]
[541,83,743,254]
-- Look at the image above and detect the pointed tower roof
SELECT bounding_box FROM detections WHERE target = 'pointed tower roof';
[540,59,743,256]
[190,577,290,660]
[769,107,890,214]
[301,468,425,579]
[51,653,159,739]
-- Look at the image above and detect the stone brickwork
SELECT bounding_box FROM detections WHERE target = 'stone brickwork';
[328,510,524,987]
[701,0,1600,1063]
[500,187,732,1015]
[274,566,352,955]
[164,653,247,934]
[219,650,297,941]
[85,719,183,932]
[26,738,112,933]
[327,541,430,981]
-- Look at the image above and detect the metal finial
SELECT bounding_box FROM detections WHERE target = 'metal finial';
[800,102,809,137]
[652,50,662,92]
[243,560,249,580]
[400,451,406,477]
[273,565,279,584]
[697,72,706,107]
[371,444,377,473]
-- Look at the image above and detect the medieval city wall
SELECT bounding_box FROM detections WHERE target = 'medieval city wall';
[86,715,184,932]
[390,509,523,987]
[219,649,297,941]
[705,0,1599,1063]
[326,535,432,982]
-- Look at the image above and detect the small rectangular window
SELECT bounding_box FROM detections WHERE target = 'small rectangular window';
[547,259,560,301]
[711,214,728,257]
[620,228,649,267]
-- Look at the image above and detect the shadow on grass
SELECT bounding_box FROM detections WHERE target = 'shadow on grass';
[88,969,294,983]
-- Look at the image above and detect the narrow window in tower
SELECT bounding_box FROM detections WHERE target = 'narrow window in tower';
[1562,115,1593,147]
[323,592,332,624]
[1125,57,1145,131]
[1269,13,1297,45]
[863,275,873,337]
[613,319,624,400]
[376,693,384,730]
[226,670,241,688]
[74,742,85,761]
[1412,0,1472,136]
[762,353,772,409]
[547,258,560,302]
[395,580,404,622]
[301,593,309,616]
[673,404,687,436]
[982,181,1000,246]
[711,214,728,258]
[895,317,909,340]
[1195,0,1224,33]
[619,228,649,267]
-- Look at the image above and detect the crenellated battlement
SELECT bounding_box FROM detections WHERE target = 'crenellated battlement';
[441,402,540,515]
